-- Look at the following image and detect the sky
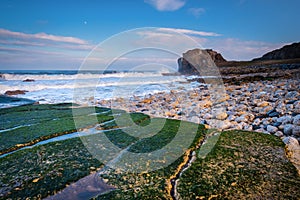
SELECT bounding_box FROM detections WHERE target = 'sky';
[0,0,299,70]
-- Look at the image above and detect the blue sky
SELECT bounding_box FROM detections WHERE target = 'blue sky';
[0,0,299,70]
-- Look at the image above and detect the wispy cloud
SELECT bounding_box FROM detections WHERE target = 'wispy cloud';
[145,0,186,11]
[0,28,96,69]
[0,28,95,51]
[188,7,205,18]
[0,29,88,44]
[158,28,221,37]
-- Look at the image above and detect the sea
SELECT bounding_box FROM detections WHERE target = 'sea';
[0,70,202,108]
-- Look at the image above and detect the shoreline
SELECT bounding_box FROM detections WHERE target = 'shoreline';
[2,79,299,199]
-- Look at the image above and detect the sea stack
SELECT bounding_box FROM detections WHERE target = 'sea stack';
[178,49,226,75]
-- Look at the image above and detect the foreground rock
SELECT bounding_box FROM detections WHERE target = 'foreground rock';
[283,136,300,176]
[4,90,28,95]
[22,79,35,82]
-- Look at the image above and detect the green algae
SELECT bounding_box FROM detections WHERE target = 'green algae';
[177,130,300,199]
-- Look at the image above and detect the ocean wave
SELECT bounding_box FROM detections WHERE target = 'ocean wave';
[0,71,165,81]
[0,76,186,94]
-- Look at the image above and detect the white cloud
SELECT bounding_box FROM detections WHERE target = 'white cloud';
[158,28,221,37]
[145,0,186,11]
[0,28,96,69]
[0,28,95,51]
[0,28,88,44]
[188,7,205,18]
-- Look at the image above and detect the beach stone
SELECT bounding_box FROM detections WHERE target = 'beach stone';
[268,111,280,118]
[282,136,299,145]
[252,118,261,126]
[256,128,269,134]
[267,125,278,134]
[261,106,274,114]
[188,110,197,117]
[235,115,247,123]
[292,126,300,137]
[272,121,281,127]
[277,115,293,125]
[276,102,286,114]
[257,101,270,107]
[285,91,299,99]
[198,100,212,108]
[283,136,300,175]
[203,113,212,119]
[274,131,284,137]
[284,124,294,135]
[207,119,231,130]
[214,94,230,103]
[286,104,294,112]
[244,124,253,131]
[233,104,248,112]
[293,101,300,113]
[293,114,300,125]
[227,115,236,121]
[215,112,228,120]
[190,116,200,124]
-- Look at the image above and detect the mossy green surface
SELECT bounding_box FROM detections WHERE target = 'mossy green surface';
[0,103,114,154]
[177,130,300,199]
[95,121,205,200]
[0,137,103,199]
[1,104,299,199]
[0,104,205,199]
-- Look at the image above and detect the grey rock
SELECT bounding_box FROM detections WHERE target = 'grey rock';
[284,124,294,135]
[207,119,231,130]
[227,115,236,121]
[282,136,299,145]
[293,114,300,125]
[274,131,284,137]
[244,124,253,131]
[285,91,299,99]
[190,116,200,124]
[272,122,281,127]
[269,111,280,117]
[267,125,278,134]
[253,118,261,126]
[203,113,212,119]
[294,100,300,113]
[292,126,300,137]
[256,128,269,134]
[277,115,293,125]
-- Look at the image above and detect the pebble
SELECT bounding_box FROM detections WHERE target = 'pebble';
[97,78,300,141]
[293,114,300,125]
[267,125,278,134]
[274,131,284,137]
[284,124,294,135]
[277,115,293,125]
[292,126,300,137]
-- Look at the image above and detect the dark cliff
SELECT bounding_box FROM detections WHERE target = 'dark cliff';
[253,42,300,61]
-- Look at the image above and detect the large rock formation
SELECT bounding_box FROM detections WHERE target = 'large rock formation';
[253,42,300,61]
[178,49,226,75]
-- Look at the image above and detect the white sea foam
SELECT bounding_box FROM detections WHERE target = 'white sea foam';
[0,72,163,81]
[0,71,198,108]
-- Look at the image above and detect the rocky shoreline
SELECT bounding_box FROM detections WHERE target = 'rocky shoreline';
[97,77,300,173]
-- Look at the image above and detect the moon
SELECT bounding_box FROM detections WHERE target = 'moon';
[84,21,87,25]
